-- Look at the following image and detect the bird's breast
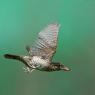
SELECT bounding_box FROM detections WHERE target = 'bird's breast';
[30,56,49,69]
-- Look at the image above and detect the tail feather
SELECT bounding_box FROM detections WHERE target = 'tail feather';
[4,54,22,61]
[4,54,29,67]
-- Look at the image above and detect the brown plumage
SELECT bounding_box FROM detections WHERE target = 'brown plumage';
[4,23,71,73]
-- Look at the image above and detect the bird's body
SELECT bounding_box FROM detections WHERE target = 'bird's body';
[24,56,49,69]
[4,23,71,73]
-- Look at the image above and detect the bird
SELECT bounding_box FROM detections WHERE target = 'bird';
[4,23,71,73]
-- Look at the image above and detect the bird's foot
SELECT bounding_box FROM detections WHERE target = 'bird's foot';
[23,67,35,73]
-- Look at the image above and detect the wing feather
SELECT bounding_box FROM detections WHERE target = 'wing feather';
[28,23,60,60]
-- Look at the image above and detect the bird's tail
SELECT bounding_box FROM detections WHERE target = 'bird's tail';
[4,54,29,67]
[4,54,21,60]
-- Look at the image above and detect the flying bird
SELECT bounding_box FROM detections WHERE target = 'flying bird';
[4,23,71,73]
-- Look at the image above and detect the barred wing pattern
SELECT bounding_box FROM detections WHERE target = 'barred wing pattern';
[29,23,60,60]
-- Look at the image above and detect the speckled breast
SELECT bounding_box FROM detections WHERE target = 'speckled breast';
[30,56,49,69]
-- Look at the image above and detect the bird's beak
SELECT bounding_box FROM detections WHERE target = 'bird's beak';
[61,66,71,71]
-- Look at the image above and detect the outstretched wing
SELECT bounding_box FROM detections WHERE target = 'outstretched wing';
[28,23,60,60]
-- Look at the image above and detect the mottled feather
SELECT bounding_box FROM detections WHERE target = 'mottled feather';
[28,23,60,60]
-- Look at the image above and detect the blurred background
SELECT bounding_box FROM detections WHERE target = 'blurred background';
[0,0,95,95]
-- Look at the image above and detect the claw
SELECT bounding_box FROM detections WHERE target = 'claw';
[23,67,35,73]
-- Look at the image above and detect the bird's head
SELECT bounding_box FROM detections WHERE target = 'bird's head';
[51,63,71,71]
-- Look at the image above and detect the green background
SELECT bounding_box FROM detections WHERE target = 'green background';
[0,0,95,95]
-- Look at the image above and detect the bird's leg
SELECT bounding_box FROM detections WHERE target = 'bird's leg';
[23,67,35,73]
[26,61,41,69]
